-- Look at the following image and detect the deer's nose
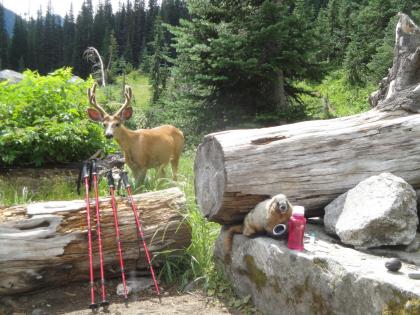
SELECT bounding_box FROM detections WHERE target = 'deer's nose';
[105,133,113,139]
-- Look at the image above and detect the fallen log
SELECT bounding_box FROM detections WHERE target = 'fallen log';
[0,187,190,295]
[194,13,420,224]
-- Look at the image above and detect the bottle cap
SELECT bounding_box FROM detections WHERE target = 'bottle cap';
[293,206,305,216]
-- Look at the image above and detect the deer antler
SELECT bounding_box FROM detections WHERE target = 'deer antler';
[87,83,108,116]
[115,85,133,117]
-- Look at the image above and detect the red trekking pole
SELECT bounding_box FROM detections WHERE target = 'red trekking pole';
[82,162,98,310]
[120,171,161,298]
[107,170,129,300]
[91,160,109,308]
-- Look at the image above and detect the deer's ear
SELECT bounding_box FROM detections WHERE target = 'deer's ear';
[87,108,104,122]
[121,107,133,121]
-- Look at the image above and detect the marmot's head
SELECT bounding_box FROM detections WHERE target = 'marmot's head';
[269,194,292,215]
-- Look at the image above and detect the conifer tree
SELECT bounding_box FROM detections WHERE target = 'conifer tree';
[73,0,94,77]
[63,5,76,66]
[9,16,28,71]
[0,4,9,69]
[133,0,146,67]
[150,16,169,103]
[169,0,320,127]
[145,0,159,45]
[41,1,62,73]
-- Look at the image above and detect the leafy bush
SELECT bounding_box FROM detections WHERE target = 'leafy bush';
[0,68,108,166]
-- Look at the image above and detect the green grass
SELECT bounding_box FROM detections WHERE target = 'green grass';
[0,171,79,207]
[299,70,375,119]
[120,150,222,289]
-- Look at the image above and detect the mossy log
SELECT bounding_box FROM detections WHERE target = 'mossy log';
[0,187,190,295]
[194,14,420,223]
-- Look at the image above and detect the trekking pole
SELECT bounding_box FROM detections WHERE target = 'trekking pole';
[107,170,129,301]
[82,162,98,310]
[120,171,161,299]
[91,159,109,308]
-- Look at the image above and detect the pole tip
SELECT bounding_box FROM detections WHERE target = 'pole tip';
[89,303,98,310]
[100,300,110,307]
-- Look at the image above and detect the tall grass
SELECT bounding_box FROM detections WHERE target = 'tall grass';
[124,150,222,289]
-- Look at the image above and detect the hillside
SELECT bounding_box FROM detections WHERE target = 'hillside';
[4,6,15,36]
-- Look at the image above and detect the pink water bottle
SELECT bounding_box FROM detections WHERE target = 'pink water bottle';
[288,206,306,251]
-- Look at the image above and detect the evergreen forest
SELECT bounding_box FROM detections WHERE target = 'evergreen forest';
[1,0,420,144]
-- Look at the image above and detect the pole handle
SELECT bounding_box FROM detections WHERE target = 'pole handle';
[121,171,130,188]
[82,162,90,179]
[107,170,115,187]
[91,159,98,174]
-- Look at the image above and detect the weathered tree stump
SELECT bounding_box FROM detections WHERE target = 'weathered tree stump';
[0,187,190,295]
[194,14,420,223]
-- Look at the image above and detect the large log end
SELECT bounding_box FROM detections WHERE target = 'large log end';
[194,135,270,224]
[194,136,226,220]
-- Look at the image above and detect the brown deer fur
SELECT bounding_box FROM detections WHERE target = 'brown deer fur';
[87,84,184,183]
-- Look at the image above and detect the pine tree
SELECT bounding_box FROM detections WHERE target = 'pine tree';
[73,0,94,77]
[63,4,76,66]
[93,1,107,52]
[107,30,119,82]
[9,16,28,71]
[145,0,159,45]
[114,2,127,57]
[133,0,146,67]
[41,1,62,73]
[0,4,9,69]
[169,0,320,124]
[344,0,403,85]
[150,16,169,103]
[123,0,134,64]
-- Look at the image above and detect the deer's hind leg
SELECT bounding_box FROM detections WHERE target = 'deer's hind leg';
[170,154,181,181]
[157,163,168,179]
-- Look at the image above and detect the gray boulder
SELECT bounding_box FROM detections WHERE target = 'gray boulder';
[215,224,420,315]
[324,172,418,248]
[0,69,23,84]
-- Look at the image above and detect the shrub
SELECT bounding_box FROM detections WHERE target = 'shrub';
[0,68,108,167]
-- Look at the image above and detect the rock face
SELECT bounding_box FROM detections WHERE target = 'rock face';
[324,173,418,248]
[0,69,23,84]
[214,224,420,315]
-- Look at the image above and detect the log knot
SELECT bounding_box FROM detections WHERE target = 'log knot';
[251,135,287,145]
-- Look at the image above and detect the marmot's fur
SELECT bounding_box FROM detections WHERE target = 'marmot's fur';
[224,194,293,260]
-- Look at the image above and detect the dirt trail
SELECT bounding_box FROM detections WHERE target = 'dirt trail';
[0,279,240,315]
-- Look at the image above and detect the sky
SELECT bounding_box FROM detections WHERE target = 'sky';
[1,0,123,18]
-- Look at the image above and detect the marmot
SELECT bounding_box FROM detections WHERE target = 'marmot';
[224,194,293,261]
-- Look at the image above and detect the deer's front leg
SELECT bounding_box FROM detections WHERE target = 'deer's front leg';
[132,168,147,187]
[157,164,168,179]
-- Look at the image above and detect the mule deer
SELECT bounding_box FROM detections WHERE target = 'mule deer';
[86,83,184,184]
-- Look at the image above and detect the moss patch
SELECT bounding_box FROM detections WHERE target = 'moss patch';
[383,298,420,315]
[313,257,330,273]
[244,255,267,291]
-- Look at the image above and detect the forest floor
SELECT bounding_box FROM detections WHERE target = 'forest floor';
[0,278,241,315]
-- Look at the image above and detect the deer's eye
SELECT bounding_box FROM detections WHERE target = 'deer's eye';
[115,123,120,127]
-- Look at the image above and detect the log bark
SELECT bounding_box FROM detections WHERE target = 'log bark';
[0,187,190,295]
[194,14,420,224]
